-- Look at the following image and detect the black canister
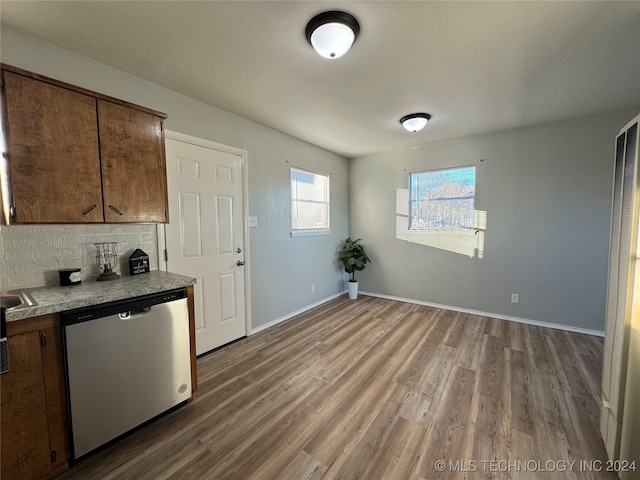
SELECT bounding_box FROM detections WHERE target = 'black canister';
[59,268,82,286]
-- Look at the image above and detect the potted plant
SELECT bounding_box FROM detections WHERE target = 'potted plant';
[339,237,371,299]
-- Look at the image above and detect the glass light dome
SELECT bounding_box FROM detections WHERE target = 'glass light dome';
[310,22,356,59]
[306,11,360,60]
[400,113,431,132]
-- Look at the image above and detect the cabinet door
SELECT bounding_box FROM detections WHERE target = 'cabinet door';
[0,331,51,479]
[2,71,104,223]
[98,100,168,223]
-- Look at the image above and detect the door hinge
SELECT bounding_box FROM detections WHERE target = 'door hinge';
[164,249,168,262]
[50,449,57,464]
[40,332,47,348]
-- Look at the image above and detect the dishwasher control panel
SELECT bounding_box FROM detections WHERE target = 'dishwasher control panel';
[62,287,188,326]
[159,291,185,303]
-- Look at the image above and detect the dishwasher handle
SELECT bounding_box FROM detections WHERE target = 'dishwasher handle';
[119,307,152,320]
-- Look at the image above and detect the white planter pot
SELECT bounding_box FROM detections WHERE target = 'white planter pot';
[348,281,359,300]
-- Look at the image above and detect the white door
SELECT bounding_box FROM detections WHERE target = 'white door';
[164,135,247,355]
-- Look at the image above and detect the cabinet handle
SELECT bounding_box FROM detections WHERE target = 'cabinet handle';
[40,332,47,347]
[108,205,123,216]
[82,204,97,215]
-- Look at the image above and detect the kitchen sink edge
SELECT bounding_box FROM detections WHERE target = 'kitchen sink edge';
[0,289,37,310]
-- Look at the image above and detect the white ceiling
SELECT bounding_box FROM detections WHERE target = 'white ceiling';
[1,1,639,158]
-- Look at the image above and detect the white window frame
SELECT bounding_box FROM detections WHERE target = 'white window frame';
[290,167,331,237]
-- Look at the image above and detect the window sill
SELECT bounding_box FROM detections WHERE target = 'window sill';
[290,229,331,238]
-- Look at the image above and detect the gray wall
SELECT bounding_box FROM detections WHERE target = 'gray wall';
[349,109,638,332]
[0,26,349,330]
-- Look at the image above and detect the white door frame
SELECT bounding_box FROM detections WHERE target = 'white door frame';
[157,130,252,341]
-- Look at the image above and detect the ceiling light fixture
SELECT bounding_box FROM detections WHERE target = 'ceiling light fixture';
[306,11,360,59]
[400,113,431,132]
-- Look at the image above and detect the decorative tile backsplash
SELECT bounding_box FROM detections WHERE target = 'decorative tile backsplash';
[0,224,159,289]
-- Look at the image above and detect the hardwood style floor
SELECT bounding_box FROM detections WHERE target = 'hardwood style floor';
[58,295,616,480]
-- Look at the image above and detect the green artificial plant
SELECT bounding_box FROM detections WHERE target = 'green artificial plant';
[339,237,371,282]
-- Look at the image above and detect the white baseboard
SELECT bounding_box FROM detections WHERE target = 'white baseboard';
[360,291,605,337]
[250,292,345,335]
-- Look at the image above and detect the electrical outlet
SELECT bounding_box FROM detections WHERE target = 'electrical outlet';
[248,216,258,228]
[511,293,520,304]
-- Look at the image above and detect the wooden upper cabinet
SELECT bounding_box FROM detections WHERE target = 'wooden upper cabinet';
[2,71,104,223]
[0,65,168,224]
[98,100,168,223]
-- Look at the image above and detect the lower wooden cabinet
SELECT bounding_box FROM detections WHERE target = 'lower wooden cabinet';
[0,314,69,480]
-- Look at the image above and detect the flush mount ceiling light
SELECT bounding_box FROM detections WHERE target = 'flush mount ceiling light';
[400,113,431,132]
[306,11,360,59]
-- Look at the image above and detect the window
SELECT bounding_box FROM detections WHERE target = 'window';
[409,166,476,229]
[291,167,330,235]
[397,165,483,258]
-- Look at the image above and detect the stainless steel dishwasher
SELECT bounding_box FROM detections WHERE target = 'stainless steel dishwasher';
[62,287,191,460]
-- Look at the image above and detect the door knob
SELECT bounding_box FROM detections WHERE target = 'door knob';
[236,260,245,266]
[236,247,242,253]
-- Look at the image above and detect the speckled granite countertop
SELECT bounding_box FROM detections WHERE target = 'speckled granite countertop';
[4,270,196,322]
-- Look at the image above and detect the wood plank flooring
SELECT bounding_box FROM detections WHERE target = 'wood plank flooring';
[58,295,616,480]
